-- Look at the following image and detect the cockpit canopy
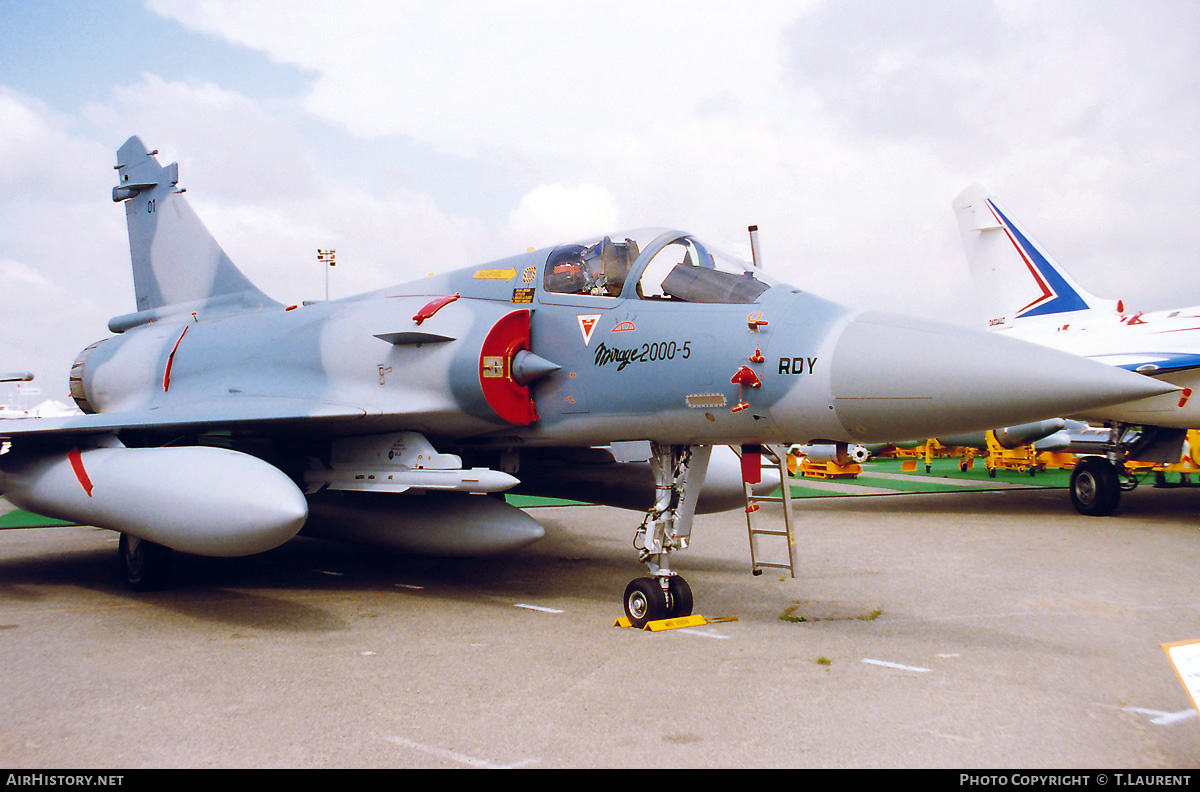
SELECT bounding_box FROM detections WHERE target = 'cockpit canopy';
[543,229,775,304]
[545,236,638,298]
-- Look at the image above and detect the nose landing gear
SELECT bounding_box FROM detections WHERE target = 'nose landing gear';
[622,443,710,628]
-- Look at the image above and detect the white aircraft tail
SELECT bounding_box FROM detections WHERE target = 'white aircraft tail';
[111,136,279,321]
[952,185,1120,329]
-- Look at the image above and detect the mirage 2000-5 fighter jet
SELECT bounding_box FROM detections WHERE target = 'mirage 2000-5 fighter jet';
[0,138,1174,626]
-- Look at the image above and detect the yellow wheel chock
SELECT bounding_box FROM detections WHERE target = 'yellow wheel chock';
[614,614,739,631]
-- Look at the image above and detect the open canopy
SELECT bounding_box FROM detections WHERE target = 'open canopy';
[543,229,777,304]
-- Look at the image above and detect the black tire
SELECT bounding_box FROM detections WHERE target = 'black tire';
[119,533,174,591]
[666,576,694,619]
[987,467,996,478]
[623,577,667,628]
[1070,457,1121,517]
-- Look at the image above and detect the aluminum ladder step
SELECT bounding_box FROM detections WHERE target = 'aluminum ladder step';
[739,443,797,578]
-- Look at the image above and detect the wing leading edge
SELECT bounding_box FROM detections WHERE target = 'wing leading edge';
[0,397,372,441]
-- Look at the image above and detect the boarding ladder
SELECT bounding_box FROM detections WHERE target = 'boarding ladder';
[740,444,797,577]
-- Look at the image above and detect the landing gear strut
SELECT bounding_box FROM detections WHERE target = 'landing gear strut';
[1068,422,1182,516]
[623,443,710,627]
[118,533,174,591]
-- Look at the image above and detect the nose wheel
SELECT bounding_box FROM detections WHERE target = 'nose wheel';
[623,575,693,628]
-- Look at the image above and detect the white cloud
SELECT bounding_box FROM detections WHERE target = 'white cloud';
[507,183,620,246]
[0,89,130,397]
[81,73,318,201]
[0,87,112,200]
[149,1,806,160]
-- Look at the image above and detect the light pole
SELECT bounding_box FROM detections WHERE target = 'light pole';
[317,249,336,300]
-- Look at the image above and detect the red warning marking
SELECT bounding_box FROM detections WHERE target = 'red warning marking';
[577,314,600,346]
[163,325,189,392]
[68,447,94,497]
[731,366,762,388]
[413,293,460,325]
[1180,388,1193,409]
[731,366,761,413]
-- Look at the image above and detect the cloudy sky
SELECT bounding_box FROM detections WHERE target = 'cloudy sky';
[3,0,1200,402]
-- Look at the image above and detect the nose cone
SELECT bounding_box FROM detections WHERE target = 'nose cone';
[829,311,1176,443]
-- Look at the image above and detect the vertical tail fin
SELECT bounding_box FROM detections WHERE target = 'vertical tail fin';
[953,185,1117,328]
[112,136,279,319]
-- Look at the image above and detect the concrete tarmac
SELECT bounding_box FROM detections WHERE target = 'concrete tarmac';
[1,485,1199,769]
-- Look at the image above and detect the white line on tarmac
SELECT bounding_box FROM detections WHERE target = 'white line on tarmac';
[862,658,932,673]
[514,603,564,613]
[384,736,539,768]
[1120,706,1198,725]
[675,628,732,639]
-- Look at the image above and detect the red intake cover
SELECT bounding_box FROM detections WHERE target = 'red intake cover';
[479,310,537,425]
